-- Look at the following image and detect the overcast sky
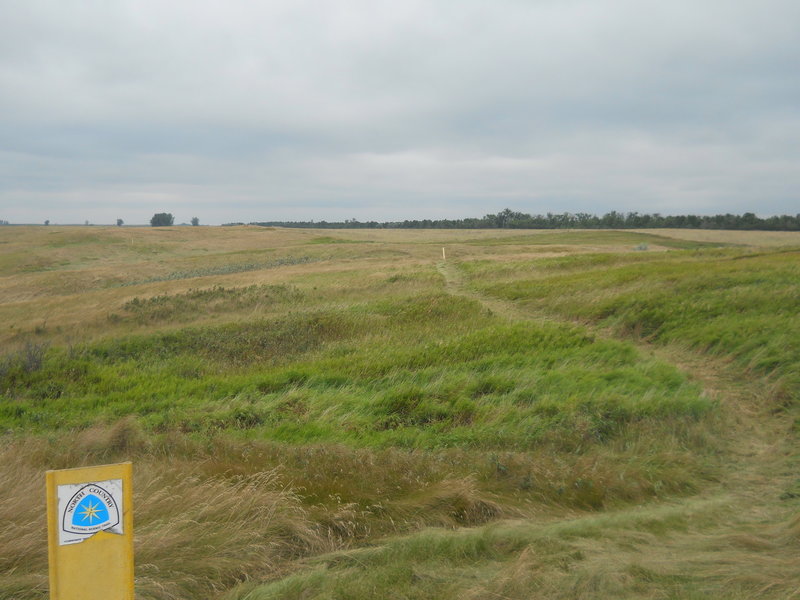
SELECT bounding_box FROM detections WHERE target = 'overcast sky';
[1,0,798,225]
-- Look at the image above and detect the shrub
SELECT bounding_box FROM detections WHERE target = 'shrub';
[150,213,174,227]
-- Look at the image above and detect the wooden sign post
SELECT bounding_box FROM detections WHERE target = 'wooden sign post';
[46,462,134,600]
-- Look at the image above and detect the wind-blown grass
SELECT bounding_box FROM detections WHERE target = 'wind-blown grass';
[462,230,728,249]
[236,496,800,600]
[0,293,710,452]
[122,256,315,286]
[116,284,305,324]
[469,247,800,406]
[0,432,327,600]
[0,412,721,600]
[1,226,796,600]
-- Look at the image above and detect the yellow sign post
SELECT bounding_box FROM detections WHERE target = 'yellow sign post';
[46,462,134,600]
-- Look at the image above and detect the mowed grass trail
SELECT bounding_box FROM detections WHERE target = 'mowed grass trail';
[1,226,798,599]
[462,246,800,407]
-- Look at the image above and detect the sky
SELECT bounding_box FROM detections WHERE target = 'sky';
[1,0,798,225]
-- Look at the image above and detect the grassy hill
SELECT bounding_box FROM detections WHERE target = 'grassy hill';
[1,225,798,599]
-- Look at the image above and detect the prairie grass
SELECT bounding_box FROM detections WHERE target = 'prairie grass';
[634,227,800,247]
[469,247,800,406]
[122,256,315,286]
[1,226,797,599]
[0,431,327,600]
[236,497,800,600]
[0,293,710,458]
[462,230,726,249]
[116,284,305,325]
[0,413,722,600]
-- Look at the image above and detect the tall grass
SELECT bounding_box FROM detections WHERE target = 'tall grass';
[470,247,800,406]
[116,284,305,325]
[2,228,794,599]
[0,294,711,454]
[122,257,315,286]
[237,498,800,600]
[0,430,327,600]
[0,414,721,600]
[462,230,727,249]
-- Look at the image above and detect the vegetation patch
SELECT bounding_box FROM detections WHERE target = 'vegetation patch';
[474,247,800,405]
[1,226,795,600]
[122,255,315,285]
[1,294,710,455]
[118,284,304,324]
[463,230,727,249]
[307,236,371,244]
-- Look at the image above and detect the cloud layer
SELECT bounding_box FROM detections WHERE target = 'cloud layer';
[2,0,798,224]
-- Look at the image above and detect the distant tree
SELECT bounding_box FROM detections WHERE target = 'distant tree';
[44,220,50,226]
[85,220,90,226]
[117,218,124,227]
[250,211,800,232]
[150,213,174,227]
[191,217,199,226]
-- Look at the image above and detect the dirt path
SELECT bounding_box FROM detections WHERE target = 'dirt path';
[436,260,543,323]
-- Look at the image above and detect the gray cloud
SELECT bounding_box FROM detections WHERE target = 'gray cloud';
[1,0,798,224]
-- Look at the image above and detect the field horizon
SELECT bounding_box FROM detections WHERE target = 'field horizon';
[1,225,798,599]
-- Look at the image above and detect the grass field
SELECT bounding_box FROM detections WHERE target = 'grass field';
[1,225,798,599]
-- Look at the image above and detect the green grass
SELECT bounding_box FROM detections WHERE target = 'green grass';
[1,227,797,600]
[112,284,305,324]
[0,293,709,453]
[468,247,800,407]
[463,230,728,249]
[235,499,800,600]
[307,236,372,245]
[122,256,315,285]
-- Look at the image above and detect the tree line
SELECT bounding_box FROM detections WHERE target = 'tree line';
[251,209,800,231]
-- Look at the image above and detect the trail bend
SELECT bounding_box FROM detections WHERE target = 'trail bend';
[435,257,799,597]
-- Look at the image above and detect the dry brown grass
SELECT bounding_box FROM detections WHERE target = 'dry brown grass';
[632,228,800,247]
[0,443,48,597]
[0,225,458,348]
[0,414,722,600]
[3,224,784,349]
[0,431,333,600]
[456,495,800,600]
